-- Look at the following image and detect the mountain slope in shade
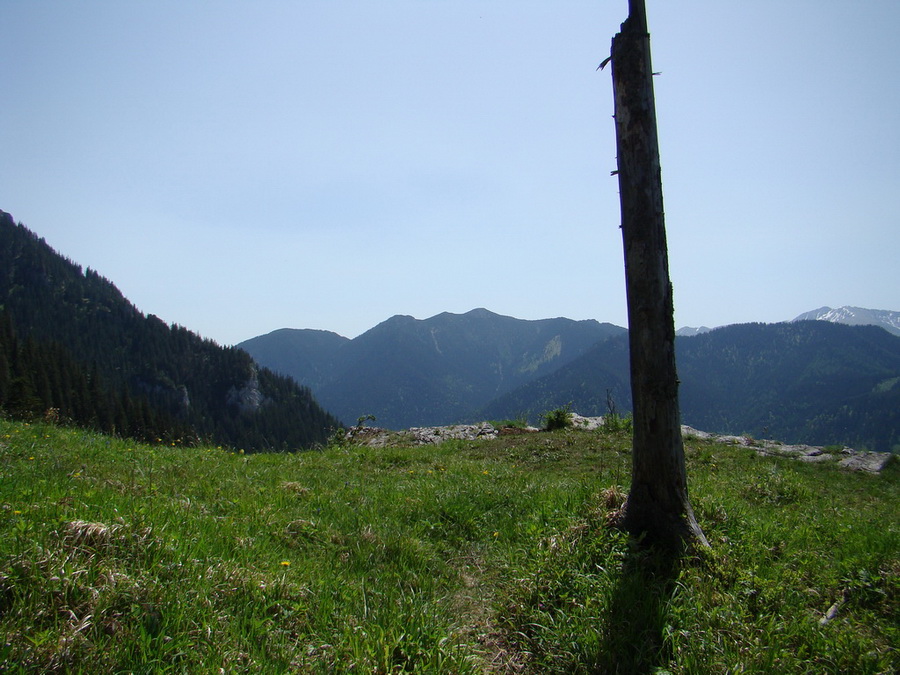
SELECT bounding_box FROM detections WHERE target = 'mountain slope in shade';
[0,210,340,450]
[480,322,900,452]
[238,328,350,393]
[791,306,900,336]
[241,309,625,429]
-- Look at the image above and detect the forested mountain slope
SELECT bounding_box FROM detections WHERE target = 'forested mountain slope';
[237,328,350,393]
[0,210,340,450]
[242,309,625,429]
[480,322,900,452]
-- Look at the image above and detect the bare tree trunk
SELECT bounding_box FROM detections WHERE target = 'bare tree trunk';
[610,0,707,550]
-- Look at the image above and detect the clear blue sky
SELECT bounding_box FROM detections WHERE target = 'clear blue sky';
[2,1,898,345]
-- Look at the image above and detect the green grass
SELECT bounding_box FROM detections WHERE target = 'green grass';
[0,418,896,673]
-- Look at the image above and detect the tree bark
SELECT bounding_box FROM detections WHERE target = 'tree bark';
[610,0,707,550]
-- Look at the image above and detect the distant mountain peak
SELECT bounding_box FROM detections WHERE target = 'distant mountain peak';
[676,326,712,337]
[240,309,626,429]
[791,306,900,336]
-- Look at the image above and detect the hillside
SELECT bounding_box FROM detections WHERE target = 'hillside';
[241,309,625,429]
[482,322,900,452]
[237,328,350,392]
[0,210,340,450]
[1,418,896,673]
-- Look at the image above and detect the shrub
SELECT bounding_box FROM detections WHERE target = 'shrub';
[602,411,633,433]
[541,405,572,431]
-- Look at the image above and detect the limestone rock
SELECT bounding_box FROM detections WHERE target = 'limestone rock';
[838,452,894,473]
[227,364,264,414]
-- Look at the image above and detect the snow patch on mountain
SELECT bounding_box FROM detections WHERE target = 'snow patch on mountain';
[791,306,900,336]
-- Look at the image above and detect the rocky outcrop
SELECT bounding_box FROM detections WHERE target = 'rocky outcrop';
[226,364,264,414]
[346,422,502,448]
[682,426,894,473]
[345,415,893,473]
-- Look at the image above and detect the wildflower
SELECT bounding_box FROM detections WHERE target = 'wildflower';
[493,531,499,537]
[13,510,22,515]
[280,561,291,567]
[483,470,489,475]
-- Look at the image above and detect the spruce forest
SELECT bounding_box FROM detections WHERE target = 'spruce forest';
[0,211,340,451]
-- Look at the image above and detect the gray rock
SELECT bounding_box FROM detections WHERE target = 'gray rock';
[226,364,264,414]
[406,423,498,445]
[838,452,894,473]
[570,414,605,430]
[682,426,714,440]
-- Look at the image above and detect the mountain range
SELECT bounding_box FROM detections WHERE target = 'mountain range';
[4,207,897,453]
[242,310,900,452]
[677,305,900,338]
[480,321,900,451]
[239,310,624,429]
[790,306,900,336]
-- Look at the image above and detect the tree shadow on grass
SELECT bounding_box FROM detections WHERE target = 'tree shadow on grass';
[592,543,682,674]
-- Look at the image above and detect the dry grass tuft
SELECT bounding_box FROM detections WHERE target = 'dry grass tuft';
[600,485,627,527]
[601,485,626,510]
[280,481,310,496]
[62,520,120,550]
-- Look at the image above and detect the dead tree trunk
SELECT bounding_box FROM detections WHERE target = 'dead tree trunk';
[609,0,707,550]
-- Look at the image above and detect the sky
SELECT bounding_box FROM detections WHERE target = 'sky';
[2,1,899,345]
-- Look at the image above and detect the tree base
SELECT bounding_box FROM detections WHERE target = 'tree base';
[622,489,709,552]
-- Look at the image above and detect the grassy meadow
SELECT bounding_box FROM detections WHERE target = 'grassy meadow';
[0,417,896,673]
